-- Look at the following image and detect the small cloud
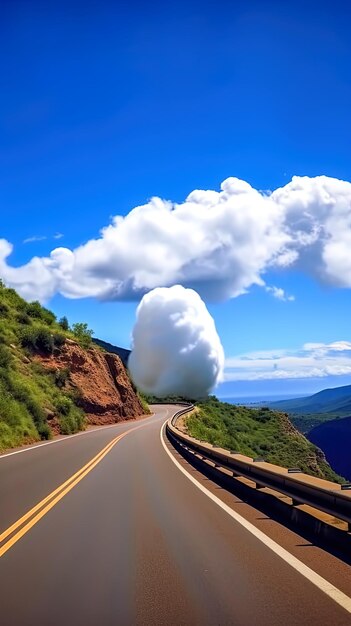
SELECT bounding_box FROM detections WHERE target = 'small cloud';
[23,235,47,244]
[23,233,64,245]
[266,285,295,302]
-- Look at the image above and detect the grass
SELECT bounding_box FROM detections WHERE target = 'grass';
[137,392,152,414]
[185,397,343,483]
[0,281,87,451]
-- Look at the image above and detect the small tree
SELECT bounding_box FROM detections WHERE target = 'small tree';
[58,316,69,331]
[72,322,94,348]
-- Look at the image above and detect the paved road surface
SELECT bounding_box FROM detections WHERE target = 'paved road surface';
[0,405,350,625]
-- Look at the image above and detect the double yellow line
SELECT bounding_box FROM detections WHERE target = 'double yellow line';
[0,425,139,558]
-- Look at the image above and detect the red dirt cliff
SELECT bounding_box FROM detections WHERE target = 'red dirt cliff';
[36,339,145,426]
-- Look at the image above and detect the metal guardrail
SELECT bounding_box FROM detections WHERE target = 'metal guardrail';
[166,405,351,531]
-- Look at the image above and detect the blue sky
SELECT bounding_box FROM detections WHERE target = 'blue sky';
[1,0,351,398]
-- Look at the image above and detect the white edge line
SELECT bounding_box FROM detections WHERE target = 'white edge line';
[0,412,155,461]
[160,421,351,615]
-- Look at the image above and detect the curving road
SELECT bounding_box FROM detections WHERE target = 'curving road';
[0,405,350,625]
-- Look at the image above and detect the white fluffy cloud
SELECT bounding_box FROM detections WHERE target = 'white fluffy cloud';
[265,285,295,301]
[128,285,224,398]
[2,175,351,303]
[224,341,351,381]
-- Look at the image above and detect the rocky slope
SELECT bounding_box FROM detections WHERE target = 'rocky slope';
[36,339,144,426]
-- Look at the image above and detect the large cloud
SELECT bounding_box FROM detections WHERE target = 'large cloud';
[128,285,224,398]
[2,175,351,303]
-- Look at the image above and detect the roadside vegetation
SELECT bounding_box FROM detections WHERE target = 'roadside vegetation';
[185,396,342,482]
[141,393,193,404]
[0,281,90,451]
[137,392,152,415]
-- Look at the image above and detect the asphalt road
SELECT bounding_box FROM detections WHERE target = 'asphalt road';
[0,405,350,626]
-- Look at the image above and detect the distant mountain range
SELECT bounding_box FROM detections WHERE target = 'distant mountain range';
[93,338,131,367]
[267,384,351,416]
[268,384,351,479]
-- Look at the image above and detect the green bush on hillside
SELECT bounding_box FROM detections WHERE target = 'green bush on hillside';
[0,345,12,368]
[20,326,54,354]
[52,331,66,349]
[20,326,66,354]
[54,395,85,434]
[137,392,151,414]
[59,410,85,435]
[26,301,56,325]
[0,302,10,316]
[55,395,72,415]
[16,311,32,325]
[72,322,94,348]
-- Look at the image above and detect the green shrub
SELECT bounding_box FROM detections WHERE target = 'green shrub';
[52,332,66,349]
[0,302,10,317]
[37,422,52,440]
[0,322,16,345]
[59,408,85,435]
[0,369,46,434]
[137,392,151,414]
[0,394,38,450]
[0,345,12,368]
[20,326,54,354]
[59,414,76,435]
[25,301,44,318]
[26,301,56,325]
[55,395,72,416]
[72,322,94,348]
[3,288,28,311]
[16,311,31,325]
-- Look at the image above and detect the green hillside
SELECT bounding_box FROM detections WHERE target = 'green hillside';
[0,281,88,451]
[267,385,351,433]
[268,385,351,416]
[186,397,342,482]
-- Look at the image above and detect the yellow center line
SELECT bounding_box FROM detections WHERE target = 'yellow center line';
[0,423,145,558]
[0,435,121,545]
